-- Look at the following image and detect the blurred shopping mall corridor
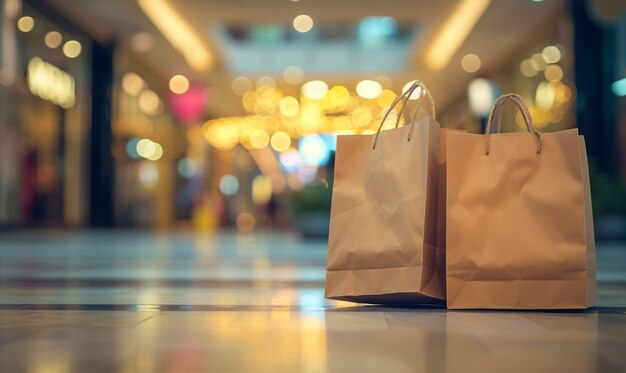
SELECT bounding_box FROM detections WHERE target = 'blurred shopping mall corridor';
[0,230,625,372]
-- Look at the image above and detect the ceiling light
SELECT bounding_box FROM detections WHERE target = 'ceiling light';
[356,80,383,99]
[169,74,190,94]
[301,80,328,99]
[17,16,34,32]
[122,72,145,96]
[63,40,82,58]
[293,15,313,33]
[541,45,561,64]
[44,31,62,49]
[424,0,491,70]
[461,53,481,73]
[139,89,161,115]
[137,0,213,71]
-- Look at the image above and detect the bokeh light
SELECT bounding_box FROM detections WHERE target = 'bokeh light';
[177,158,199,178]
[17,16,34,32]
[283,65,304,85]
[252,175,273,205]
[249,130,270,149]
[270,131,291,152]
[219,175,239,196]
[122,72,145,96]
[279,96,300,117]
[138,90,161,115]
[356,80,383,99]
[301,80,328,100]
[169,75,190,94]
[293,15,313,33]
[279,148,302,172]
[299,134,330,167]
[542,45,562,64]
[232,76,252,96]
[63,40,82,58]
[461,53,481,73]
[44,31,62,49]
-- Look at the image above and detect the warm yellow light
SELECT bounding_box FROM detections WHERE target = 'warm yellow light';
[137,0,213,71]
[544,65,563,82]
[250,130,270,149]
[520,59,537,77]
[279,96,300,117]
[283,65,304,84]
[257,76,275,87]
[27,57,75,109]
[17,16,34,32]
[122,72,145,96]
[461,53,481,73]
[531,53,547,71]
[270,131,291,152]
[356,80,383,99]
[293,15,313,33]
[232,76,252,96]
[139,90,161,116]
[252,175,273,205]
[424,0,491,70]
[242,90,256,112]
[301,80,328,100]
[542,46,561,64]
[324,86,350,112]
[63,40,81,58]
[205,124,239,151]
[376,89,397,108]
[44,31,62,49]
[169,74,190,94]
[136,139,155,158]
[536,81,555,109]
[351,106,372,127]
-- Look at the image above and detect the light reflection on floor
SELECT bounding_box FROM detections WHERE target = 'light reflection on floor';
[0,230,625,372]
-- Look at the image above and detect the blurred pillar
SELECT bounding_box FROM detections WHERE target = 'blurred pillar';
[0,0,20,226]
[89,42,115,227]
[573,0,618,174]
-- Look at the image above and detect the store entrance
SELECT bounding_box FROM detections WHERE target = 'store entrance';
[19,97,65,226]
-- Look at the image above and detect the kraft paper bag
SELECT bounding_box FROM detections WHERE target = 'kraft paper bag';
[446,93,597,309]
[325,81,446,304]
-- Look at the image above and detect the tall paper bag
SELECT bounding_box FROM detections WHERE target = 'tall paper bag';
[446,93,596,309]
[325,81,445,304]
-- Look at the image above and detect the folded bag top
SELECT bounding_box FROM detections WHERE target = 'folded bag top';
[445,93,596,309]
[325,81,447,305]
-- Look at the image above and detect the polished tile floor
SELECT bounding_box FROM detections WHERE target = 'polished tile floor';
[0,230,625,372]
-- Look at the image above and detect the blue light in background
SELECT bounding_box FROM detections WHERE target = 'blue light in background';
[126,138,140,159]
[611,78,626,97]
[357,16,398,48]
[298,135,330,167]
[321,134,337,152]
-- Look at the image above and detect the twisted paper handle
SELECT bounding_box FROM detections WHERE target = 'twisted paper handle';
[485,93,542,155]
[372,80,436,149]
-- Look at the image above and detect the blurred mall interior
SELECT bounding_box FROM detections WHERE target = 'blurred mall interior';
[0,0,626,371]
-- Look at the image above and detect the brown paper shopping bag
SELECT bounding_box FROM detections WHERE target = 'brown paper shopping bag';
[325,81,446,304]
[446,93,596,309]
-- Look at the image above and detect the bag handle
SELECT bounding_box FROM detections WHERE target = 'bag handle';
[372,80,436,149]
[485,93,542,155]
